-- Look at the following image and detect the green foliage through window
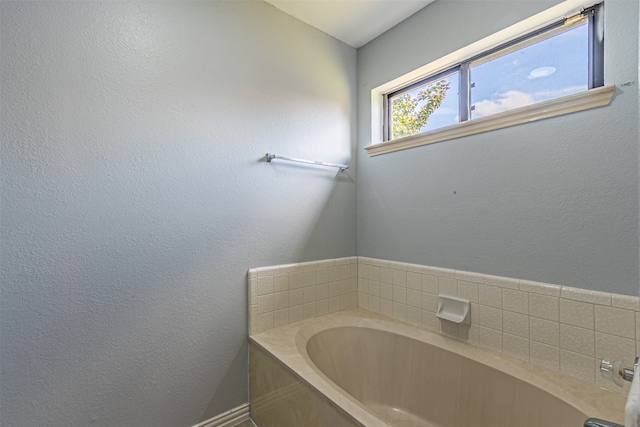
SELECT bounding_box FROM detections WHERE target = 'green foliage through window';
[391,80,450,139]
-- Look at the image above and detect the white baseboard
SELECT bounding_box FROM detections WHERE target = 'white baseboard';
[192,403,251,427]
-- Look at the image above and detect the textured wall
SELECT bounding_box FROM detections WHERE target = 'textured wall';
[0,1,356,426]
[357,0,639,296]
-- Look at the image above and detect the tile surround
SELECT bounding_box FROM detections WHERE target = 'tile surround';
[249,256,639,395]
[248,257,358,334]
[356,256,640,395]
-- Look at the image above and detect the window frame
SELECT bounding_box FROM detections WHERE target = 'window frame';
[367,1,613,156]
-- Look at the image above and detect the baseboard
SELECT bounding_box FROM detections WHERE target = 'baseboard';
[192,403,251,427]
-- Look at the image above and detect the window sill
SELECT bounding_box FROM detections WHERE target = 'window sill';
[365,85,615,157]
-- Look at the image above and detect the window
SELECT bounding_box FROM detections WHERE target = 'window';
[382,3,605,144]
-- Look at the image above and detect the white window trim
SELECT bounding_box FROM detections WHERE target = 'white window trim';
[367,0,609,156]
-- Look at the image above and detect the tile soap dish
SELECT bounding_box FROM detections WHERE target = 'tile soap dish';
[436,295,470,324]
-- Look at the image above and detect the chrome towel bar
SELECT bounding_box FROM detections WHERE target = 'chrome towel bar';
[265,153,348,172]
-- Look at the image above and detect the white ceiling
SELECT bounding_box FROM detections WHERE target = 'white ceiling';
[263,0,435,48]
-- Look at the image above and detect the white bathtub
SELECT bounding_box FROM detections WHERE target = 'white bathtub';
[249,309,625,427]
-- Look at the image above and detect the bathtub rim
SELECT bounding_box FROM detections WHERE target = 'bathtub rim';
[249,308,626,427]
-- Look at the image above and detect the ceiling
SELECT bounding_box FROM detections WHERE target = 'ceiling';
[263,0,435,48]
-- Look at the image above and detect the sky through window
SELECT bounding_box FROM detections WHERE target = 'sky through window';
[389,20,590,138]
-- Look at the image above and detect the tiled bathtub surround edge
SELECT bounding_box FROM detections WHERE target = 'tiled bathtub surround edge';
[357,257,640,395]
[248,257,358,335]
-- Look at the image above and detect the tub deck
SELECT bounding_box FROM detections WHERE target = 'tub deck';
[249,308,626,427]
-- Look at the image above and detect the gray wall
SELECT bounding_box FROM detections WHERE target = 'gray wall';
[357,0,640,296]
[0,1,356,426]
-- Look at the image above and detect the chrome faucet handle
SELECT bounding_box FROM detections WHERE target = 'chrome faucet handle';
[600,357,638,385]
[622,356,640,382]
[600,359,624,386]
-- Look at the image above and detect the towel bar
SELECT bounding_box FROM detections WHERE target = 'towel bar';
[265,153,348,172]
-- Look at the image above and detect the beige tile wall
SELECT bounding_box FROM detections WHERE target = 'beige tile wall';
[248,256,638,395]
[248,257,358,334]
[357,257,640,395]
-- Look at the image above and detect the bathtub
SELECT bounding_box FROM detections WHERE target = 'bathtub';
[249,309,625,427]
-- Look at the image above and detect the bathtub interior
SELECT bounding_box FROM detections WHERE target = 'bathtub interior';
[305,326,588,427]
[249,309,627,427]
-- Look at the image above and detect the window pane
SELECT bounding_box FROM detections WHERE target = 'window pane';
[470,22,589,120]
[390,72,459,139]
